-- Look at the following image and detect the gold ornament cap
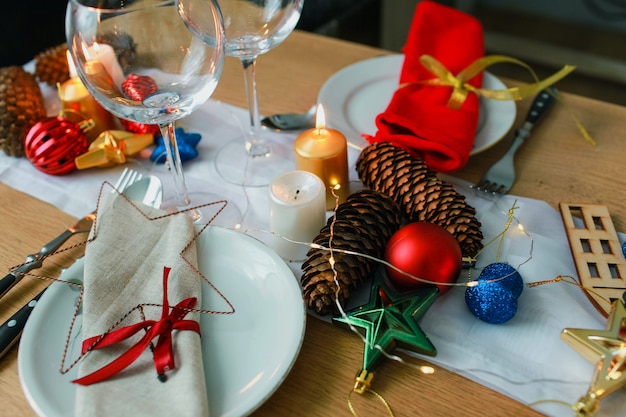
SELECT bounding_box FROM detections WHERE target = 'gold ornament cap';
[353,369,374,395]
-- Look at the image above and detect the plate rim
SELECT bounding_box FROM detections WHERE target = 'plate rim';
[18,226,306,417]
[317,54,517,155]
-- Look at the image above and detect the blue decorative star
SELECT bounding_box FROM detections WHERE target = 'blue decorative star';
[150,128,202,163]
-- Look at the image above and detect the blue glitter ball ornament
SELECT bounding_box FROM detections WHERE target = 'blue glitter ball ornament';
[465,263,524,324]
[622,240,626,258]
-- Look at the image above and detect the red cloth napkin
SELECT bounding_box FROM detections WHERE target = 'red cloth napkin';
[365,1,484,172]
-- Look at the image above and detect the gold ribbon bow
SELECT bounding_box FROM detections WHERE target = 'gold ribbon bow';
[75,130,154,169]
[416,54,576,109]
[401,54,595,146]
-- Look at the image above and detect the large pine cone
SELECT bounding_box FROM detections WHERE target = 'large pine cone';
[301,189,403,315]
[0,67,46,157]
[34,44,70,86]
[356,142,484,258]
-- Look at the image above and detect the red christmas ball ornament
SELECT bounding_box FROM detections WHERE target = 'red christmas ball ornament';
[122,73,158,101]
[24,116,92,175]
[119,74,160,136]
[120,119,160,136]
[384,222,463,294]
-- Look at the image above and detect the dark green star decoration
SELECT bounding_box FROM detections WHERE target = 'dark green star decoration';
[333,271,439,374]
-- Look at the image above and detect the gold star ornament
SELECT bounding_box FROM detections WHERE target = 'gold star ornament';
[561,297,626,416]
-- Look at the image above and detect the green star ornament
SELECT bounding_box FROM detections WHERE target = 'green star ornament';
[333,273,438,378]
[561,296,626,416]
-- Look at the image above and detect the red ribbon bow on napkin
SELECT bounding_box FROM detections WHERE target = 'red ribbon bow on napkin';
[73,266,200,386]
[365,1,484,172]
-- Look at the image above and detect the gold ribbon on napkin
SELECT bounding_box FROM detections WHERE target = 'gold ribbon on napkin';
[402,54,595,146]
[414,54,575,109]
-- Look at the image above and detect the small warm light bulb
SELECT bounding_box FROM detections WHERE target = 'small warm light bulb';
[315,104,326,130]
[517,224,525,232]
[420,366,435,374]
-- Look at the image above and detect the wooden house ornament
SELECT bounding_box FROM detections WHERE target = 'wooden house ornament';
[559,203,626,317]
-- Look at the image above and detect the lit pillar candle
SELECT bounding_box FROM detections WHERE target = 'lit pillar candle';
[269,170,326,261]
[58,52,116,140]
[83,42,125,88]
[294,105,350,209]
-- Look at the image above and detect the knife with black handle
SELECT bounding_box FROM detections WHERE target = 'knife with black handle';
[0,288,46,358]
[0,214,94,300]
[506,87,558,155]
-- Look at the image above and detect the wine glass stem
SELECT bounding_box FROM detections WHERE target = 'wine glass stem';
[241,57,269,158]
[159,123,190,207]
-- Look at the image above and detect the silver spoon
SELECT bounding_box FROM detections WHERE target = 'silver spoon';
[124,175,163,209]
[261,100,486,133]
[261,105,316,131]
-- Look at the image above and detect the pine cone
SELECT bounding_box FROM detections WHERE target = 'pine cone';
[301,189,403,315]
[0,67,46,157]
[96,32,137,69]
[34,44,70,86]
[356,142,484,258]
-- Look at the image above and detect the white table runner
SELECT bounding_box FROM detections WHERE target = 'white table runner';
[2,79,625,416]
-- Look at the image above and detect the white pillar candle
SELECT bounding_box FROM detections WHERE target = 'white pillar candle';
[269,170,326,261]
[84,42,125,88]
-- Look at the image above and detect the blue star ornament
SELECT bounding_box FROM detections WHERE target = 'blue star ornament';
[333,273,438,373]
[150,128,201,163]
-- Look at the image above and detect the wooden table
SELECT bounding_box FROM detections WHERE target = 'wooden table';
[1,30,625,416]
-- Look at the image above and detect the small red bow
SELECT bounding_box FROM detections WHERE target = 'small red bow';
[73,266,200,386]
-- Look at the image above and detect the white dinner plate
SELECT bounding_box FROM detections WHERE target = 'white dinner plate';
[318,54,516,154]
[18,226,306,417]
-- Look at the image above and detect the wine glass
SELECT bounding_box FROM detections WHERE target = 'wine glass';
[179,0,305,187]
[66,0,240,226]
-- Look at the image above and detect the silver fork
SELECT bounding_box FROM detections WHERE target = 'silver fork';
[113,167,143,195]
[472,88,557,195]
[0,168,142,299]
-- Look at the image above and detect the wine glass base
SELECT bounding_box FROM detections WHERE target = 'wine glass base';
[161,191,243,229]
[248,142,270,158]
[215,140,295,187]
[146,162,244,229]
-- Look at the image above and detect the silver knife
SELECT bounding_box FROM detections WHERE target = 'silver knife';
[0,213,95,300]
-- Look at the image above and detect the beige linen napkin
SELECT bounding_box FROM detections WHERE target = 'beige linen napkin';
[75,192,208,416]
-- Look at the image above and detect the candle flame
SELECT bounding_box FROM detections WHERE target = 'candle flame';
[420,366,435,374]
[315,104,326,130]
[66,51,78,79]
[82,41,103,61]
